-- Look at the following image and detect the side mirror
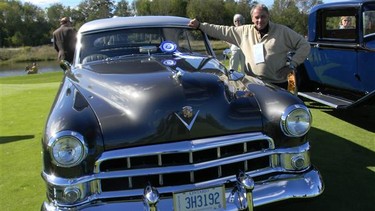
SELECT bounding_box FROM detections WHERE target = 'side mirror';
[59,60,72,73]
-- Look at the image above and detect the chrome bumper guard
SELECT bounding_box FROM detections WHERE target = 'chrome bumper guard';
[42,167,323,211]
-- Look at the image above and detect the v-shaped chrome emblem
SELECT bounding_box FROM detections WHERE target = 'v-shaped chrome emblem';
[174,106,200,131]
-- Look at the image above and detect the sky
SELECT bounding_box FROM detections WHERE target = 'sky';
[22,0,341,10]
[21,0,123,8]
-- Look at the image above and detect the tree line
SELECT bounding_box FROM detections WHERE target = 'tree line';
[0,0,323,48]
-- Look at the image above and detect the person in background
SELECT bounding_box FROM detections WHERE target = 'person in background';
[339,16,353,29]
[229,14,246,73]
[25,62,38,74]
[53,17,77,63]
[188,3,310,93]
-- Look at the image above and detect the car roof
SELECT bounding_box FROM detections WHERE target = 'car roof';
[310,0,374,13]
[78,16,192,34]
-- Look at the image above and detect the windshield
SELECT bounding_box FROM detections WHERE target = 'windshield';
[78,27,210,64]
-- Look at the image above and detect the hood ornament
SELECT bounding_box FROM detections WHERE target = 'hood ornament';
[171,67,184,86]
[172,67,184,80]
[175,106,200,131]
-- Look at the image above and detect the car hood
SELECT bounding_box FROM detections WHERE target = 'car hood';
[71,56,262,150]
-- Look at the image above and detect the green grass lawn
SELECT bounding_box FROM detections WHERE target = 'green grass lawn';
[258,103,375,211]
[0,71,374,210]
[0,72,63,211]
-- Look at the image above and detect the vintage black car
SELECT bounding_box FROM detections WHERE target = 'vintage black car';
[298,0,375,109]
[41,16,324,210]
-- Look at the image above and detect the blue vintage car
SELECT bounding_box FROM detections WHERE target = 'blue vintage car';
[298,0,375,109]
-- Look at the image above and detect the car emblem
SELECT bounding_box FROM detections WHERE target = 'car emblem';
[175,106,200,131]
[182,106,193,118]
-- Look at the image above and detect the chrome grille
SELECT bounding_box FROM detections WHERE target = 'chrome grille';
[95,133,274,193]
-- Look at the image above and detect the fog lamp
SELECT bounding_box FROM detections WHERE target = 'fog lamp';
[64,187,81,203]
[280,150,311,171]
[45,180,90,206]
[291,155,306,170]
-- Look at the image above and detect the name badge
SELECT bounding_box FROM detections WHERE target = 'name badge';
[253,43,265,64]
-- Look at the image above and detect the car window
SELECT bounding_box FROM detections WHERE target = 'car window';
[319,9,357,41]
[79,28,209,64]
[363,7,375,37]
[95,29,162,47]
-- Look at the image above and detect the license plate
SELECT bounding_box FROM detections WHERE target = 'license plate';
[173,186,226,211]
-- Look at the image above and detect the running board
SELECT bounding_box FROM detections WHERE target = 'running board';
[298,92,353,109]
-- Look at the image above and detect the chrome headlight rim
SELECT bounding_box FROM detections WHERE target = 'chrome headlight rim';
[280,104,312,137]
[47,131,88,168]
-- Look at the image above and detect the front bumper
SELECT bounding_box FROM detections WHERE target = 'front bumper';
[42,167,324,211]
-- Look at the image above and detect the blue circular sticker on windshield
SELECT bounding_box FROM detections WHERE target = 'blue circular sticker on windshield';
[160,41,177,53]
[162,59,176,66]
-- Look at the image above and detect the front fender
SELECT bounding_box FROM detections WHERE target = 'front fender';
[245,80,308,148]
[42,77,104,178]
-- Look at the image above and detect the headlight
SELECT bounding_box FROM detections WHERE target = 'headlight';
[48,131,87,167]
[280,104,312,137]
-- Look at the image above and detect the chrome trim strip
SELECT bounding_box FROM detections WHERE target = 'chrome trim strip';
[95,133,274,170]
[310,41,359,48]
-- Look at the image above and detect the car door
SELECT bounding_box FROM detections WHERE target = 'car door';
[307,7,363,92]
